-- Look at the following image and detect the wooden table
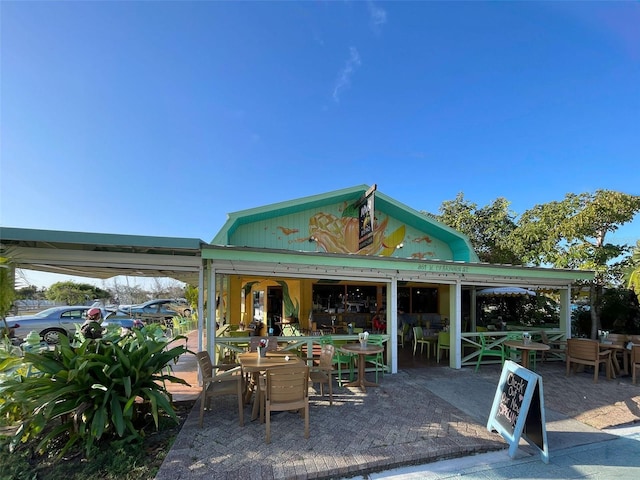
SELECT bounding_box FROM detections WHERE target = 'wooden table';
[339,343,384,392]
[238,351,303,420]
[600,342,629,377]
[503,340,550,370]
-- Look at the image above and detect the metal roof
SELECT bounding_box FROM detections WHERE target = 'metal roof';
[0,227,205,286]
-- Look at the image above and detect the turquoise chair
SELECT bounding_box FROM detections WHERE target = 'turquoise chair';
[475,334,505,372]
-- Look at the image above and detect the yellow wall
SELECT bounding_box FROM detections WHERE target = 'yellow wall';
[439,286,451,319]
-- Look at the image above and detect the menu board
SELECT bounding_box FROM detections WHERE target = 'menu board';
[495,370,528,435]
[487,360,549,463]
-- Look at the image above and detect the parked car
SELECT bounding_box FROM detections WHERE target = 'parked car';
[117,299,191,324]
[5,306,93,344]
[101,311,144,331]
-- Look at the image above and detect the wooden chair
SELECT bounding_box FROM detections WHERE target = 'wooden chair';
[412,326,431,357]
[566,338,611,383]
[631,344,640,385]
[539,330,566,361]
[475,334,504,372]
[309,344,334,405]
[195,351,244,428]
[437,331,451,363]
[263,365,310,444]
[606,333,629,375]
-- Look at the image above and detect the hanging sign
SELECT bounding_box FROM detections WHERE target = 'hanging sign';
[358,185,376,250]
[487,360,549,463]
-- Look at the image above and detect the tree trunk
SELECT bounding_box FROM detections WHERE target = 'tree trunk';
[589,281,601,340]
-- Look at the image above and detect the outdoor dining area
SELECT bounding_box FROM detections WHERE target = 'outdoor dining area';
[454,328,640,385]
[160,325,640,480]
[198,329,391,443]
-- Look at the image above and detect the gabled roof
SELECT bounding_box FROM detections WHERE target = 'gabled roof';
[211,184,479,262]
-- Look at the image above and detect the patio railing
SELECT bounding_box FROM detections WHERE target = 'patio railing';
[214,334,391,373]
[461,330,566,368]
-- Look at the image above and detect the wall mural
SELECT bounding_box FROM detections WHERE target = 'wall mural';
[278,201,412,257]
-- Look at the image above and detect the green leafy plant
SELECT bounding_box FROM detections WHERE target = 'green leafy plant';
[0,326,191,457]
[276,281,299,320]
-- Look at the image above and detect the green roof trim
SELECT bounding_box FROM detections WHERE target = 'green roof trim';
[0,227,205,252]
[373,191,479,262]
[201,245,594,283]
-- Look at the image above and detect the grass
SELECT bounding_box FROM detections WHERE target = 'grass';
[0,400,195,480]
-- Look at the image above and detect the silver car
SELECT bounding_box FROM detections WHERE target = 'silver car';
[5,306,92,344]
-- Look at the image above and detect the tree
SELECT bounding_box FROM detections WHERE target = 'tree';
[624,240,640,302]
[149,277,186,300]
[432,193,521,264]
[511,190,640,339]
[45,281,111,305]
[15,285,46,300]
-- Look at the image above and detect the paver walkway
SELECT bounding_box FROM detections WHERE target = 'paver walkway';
[157,333,640,479]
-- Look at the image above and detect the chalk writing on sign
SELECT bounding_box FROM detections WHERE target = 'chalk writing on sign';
[496,371,528,434]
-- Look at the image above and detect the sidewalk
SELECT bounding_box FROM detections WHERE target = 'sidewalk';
[353,425,640,479]
[158,333,640,479]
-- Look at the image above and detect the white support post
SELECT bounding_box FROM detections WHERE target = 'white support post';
[450,281,462,369]
[207,266,217,361]
[390,277,398,374]
[560,285,571,339]
[197,264,205,353]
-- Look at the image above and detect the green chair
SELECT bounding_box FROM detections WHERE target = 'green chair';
[320,336,354,385]
[398,323,410,348]
[412,327,431,357]
[227,329,250,360]
[475,334,505,372]
[172,316,190,335]
[437,331,451,363]
[363,335,385,382]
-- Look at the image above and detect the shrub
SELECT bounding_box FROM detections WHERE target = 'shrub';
[0,326,191,457]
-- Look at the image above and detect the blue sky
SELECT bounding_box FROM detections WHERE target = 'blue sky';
[1,1,639,288]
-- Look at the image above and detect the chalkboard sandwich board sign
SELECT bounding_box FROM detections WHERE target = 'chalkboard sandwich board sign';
[487,360,549,463]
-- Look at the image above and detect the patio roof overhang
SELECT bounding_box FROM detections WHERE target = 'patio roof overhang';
[202,244,594,288]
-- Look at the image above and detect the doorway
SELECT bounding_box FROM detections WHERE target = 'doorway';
[267,287,283,335]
